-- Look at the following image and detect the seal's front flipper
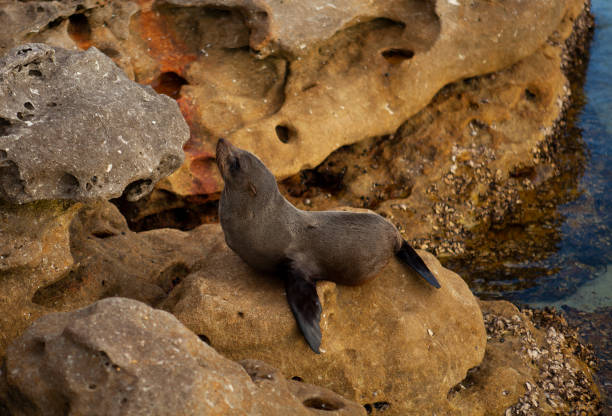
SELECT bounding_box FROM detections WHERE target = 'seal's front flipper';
[396,240,441,289]
[281,261,322,353]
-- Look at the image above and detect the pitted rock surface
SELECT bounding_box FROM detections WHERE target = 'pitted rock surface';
[0,43,189,203]
[157,0,570,195]
[160,0,440,58]
[0,201,79,357]
[0,0,575,197]
[0,200,601,414]
[0,0,101,53]
[161,218,487,415]
[0,297,366,416]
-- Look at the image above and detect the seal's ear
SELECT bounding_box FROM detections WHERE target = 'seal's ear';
[248,182,257,197]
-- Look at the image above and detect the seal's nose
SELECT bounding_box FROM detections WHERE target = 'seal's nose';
[216,138,229,157]
[217,138,236,155]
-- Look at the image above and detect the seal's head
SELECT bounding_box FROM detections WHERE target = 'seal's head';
[215,138,277,198]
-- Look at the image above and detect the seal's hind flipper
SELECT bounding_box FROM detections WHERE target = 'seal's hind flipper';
[281,260,322,353]
[396,240,441,289]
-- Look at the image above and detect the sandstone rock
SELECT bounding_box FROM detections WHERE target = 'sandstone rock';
[0,297,365,415]
[158,0,571,195]
[161,222,487,415]
[277,0,593,270]
[34,200,216,309]
[1,0,575,197]
[0,200,79,359]
[0,200,212,356]
[1,200,601,414]
[0,43,188,203]
[160,0,440,59]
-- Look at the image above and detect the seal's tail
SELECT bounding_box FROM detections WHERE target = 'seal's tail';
[396,240,441,288]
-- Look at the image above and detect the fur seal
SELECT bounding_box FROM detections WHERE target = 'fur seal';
[216,138,440,353]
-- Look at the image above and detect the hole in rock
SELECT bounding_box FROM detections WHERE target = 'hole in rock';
[525,88,537,101]
[303,397,343,411]
[28,69,42,77]
[23,102,34,110]
[47,102,57,107]
[68,13,92,46]
[31,339,46,355]
[291,376,303,382]
[88,384,97,390]
[237,311,244,318]
[198,334,211,345]
[91,230,116,239]
[59,173,80,196]
[112,191,219,232]
[447,366,479,399]
[0,150,6,159]
[151,72,188,99]
[374,402,390,412]
[99,351,111,367]
[37,6,45,13]
[0,118,11,136]
[302,83,318,92]
[17,47,32,56]
[46,18,62,29]
[158,262,189,293]
[16,112,33,121]
[99,47,120,58]
[364,404,372,414]
[381,49,414,64]
[275,125,295,143]
[85,182,92,191]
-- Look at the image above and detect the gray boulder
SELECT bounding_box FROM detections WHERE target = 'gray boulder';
[0,297,365,416]
[0,43,189,203]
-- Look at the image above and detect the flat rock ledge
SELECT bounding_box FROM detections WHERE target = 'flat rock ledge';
[0,43,189,204]
[0,297,366,416]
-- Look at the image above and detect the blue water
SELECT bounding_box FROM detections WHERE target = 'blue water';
[510,0,612,312]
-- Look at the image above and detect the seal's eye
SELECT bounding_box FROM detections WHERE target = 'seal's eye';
[230,157,240,172]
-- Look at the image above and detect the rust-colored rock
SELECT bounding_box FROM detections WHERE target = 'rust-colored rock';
[0,0,575,197]
[0,297,365,416]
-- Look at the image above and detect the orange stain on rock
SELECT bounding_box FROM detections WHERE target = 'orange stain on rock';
[67,13,93,50]
[176,97,223,195]
[133,0,220,195]
[134,0,197,80]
